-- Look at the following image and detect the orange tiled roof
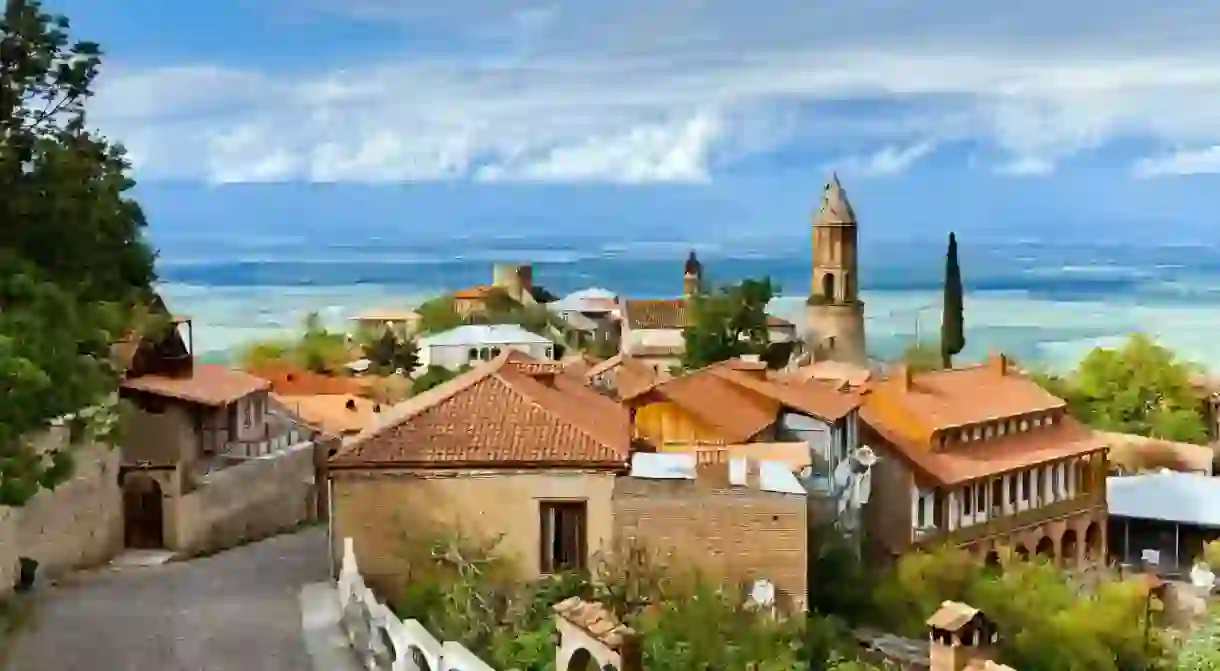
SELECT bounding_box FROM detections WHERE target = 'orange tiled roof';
[586,354,660,399]
[331,351,631,468]
[120,364,270,406]
[872,355,1065,438]
[274,393,382,436]
[861,406,1105,485]
[623,299,688,329]
[453,285,496,300]
[247,364,369,396]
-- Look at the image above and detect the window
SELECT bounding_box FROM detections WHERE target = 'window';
[468,347,478,361]
[539,501,587,574]
[963,487,972,515]
[243,399,252,428]
[975,484,985,511]
[1020,470,1031,501]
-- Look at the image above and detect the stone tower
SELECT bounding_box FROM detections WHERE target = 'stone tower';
[683,250,703,297]
[806,173,867,364]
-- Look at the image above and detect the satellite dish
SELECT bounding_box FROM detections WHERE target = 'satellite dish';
[749,579,776,608]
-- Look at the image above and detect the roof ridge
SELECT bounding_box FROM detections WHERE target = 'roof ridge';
[332,356,507,460]
[497,365,623,454]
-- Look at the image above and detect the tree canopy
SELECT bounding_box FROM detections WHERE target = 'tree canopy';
[364,328,421,377]
[681,277,778,371]
[238,311,354,374]
[898,341,944,373]
[940,232,965,368]
[1,0,156,505]
[1035,333,1208,444]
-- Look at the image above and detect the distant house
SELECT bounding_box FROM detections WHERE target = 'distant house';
[620,357,862,495]
[1108,471,1220,573]
[451,263,540,317]
[417,324,555,373]
[586,353,660,400]
[349,308,421,336]
[619,252,798,375]
[548,287,621,349]
[328,350,633,590]
[273,393,384,443]
[116,306,309,551]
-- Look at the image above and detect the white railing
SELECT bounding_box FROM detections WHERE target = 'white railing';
[222,428,305,459]
[337,537,495,671]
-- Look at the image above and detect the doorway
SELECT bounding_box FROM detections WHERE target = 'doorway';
[123,473,165,549]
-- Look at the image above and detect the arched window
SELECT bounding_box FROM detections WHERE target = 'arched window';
[821,272,836,300]
[468,347,478,361]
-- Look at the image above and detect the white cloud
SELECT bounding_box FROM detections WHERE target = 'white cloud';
[832,141,937,177]
[1133,146,1220,178]
[88,1,1220,183]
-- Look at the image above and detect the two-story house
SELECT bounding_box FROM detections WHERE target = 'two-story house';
[620,357,862,495]
[860,354,1109,567]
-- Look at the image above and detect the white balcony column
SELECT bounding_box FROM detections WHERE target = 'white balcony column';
[1043,465,1054,505]
[1016,471,1027,512]
[948,492,959,532]
[1002,474,1013,515]
[1066,458,1077,498]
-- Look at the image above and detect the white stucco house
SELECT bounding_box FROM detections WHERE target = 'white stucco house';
[548,287,621,350]
[415,324,555,375]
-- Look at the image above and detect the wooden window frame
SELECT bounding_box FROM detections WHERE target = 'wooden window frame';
[539,500,588,575]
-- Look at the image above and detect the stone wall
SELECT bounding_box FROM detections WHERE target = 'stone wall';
[169,440,319,555]
[612,476,808,610]
[0,427,123,598]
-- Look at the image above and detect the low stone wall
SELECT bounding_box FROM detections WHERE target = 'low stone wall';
[169,441,318,556]
[0,429,123,598]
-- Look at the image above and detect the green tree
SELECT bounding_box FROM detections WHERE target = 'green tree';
[0,0,155,505]
[412,365,467,394]
[681,277,777,370]
[416,296,465,335]
[1042,334,1208,444]
[940,232,965,369]
[297,311,350,374]
[364,329,422,377]
[899,341,944,373]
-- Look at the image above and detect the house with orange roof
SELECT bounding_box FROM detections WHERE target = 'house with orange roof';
[585,353,660,400]
[859,354,1109,566]
[116,311,311,550]
[620,356,863,495]
[450,263,541,316]
[273,394,384,443]
[349,308,421,336]
[618,252,799,376]
[328,350,633,588]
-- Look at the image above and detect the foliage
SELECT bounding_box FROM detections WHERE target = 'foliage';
[898,341,943,374]
[682,277,779,370]
[872,546,1169,671]
[806,523,877,627]
[1203,540,1220,570]
[238,312,354,374]
[1177,608,1220,671]
[416,296,466,335]
[363,329,421,376]
[411,365,469,395]
[0,0,155,505]
[238,339,295,369]
[387,526,879,671]
[940,232,965,368]
[1035,334,1208,444]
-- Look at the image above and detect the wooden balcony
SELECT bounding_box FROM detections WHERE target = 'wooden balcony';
[221,427,306,459]
[915,491,1106,548]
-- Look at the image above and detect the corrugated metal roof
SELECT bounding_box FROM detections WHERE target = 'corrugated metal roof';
[419,324,551,347]
[1108,472,1220,527]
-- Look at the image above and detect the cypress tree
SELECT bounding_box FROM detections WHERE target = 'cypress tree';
[940,232,965,368]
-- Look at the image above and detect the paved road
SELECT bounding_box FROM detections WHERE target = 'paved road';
[4,528,330,671]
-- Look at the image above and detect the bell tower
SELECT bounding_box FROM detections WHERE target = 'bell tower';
[806,174,867,364]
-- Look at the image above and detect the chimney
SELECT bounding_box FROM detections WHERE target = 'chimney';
[731,355,768,378]
[987,353,1009,376]
[892,363,912,390]
[926,601,997,671]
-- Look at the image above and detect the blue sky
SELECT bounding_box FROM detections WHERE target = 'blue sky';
[51,0,1220,244]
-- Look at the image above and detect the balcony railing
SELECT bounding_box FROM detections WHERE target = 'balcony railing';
[915,492,1106,547]
[221,427,305,459]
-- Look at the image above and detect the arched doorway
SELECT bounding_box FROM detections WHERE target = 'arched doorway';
[1061,529,1079,566]
[1014,544,1029,561]
[821,272,836,301]
[1035,536,1055,560]
[567,648,598,671]
[122,473,164,549]
[1084,522,1102,562]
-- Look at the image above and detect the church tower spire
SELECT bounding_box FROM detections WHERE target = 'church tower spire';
[806,173,866,364]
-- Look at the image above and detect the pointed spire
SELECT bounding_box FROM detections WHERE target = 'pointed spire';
[815,172,856,226]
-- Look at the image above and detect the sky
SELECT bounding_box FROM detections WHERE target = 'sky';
[48,0,1220,244]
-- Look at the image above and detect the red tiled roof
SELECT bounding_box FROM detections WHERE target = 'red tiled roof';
[623,299,688,329]
[120,364,270,406]
[332,351,632,468]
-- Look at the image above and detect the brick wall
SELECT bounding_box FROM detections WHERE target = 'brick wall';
[611,476,808,610]
[0,428,124,598]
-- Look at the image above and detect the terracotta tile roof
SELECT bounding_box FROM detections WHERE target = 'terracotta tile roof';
[274,393,383,436]
[635,369,781,443]
[876,355,1065,436]
[658,442,812,472]
[332,351,632,468]
[861,406,1106,485]
[623,299,688,329]
[709,363,861,422]
[247,365,369,396]
[552,598,636,651]
[453,285,495,300]
[786,360,873,389]
[503,350,564,376]
[586,354,660,399]
[120,364,270,406]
